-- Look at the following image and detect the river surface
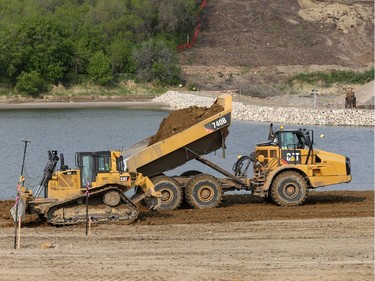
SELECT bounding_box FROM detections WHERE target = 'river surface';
[0,108,373,199]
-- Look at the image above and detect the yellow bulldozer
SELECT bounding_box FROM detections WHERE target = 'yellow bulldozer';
[13,150,160,225]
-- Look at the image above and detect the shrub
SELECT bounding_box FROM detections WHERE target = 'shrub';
[289,68,374,85]
[15,71,46,96]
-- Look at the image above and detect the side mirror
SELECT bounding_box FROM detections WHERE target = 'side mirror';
[75,153,80,167]
[257,155,265,163]
[268,123,274,140]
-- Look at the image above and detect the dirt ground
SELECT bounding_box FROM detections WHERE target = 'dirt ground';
[0,190,373,281]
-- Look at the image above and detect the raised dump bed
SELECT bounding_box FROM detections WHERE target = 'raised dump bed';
[123,94,232,177]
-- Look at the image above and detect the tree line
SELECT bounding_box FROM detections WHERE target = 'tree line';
[0,0,198,95]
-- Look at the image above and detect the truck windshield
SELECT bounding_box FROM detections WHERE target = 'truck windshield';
[279,132,306,149]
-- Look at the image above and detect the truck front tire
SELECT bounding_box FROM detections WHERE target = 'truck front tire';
[270,171,307,206]
[185,174,223,209]
[151,176,183,210]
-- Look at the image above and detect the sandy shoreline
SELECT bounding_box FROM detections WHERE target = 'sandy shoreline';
[1,91,373,126]
[0,100,168,110]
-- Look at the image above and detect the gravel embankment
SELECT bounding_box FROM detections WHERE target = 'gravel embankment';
[153,91,374,127]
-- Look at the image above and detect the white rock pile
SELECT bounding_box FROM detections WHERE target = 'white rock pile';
[153,91,374,127]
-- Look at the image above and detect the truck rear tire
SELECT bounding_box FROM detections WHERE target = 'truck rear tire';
[185,174,223,209]
[270,171,307,206]
[151,175,183,210]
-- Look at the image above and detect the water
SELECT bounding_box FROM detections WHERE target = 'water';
[0,108,373,199]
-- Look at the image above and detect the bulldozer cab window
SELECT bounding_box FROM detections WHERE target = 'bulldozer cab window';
[81,155,95,187]
[278,132,305,150]
[98,156,110,172]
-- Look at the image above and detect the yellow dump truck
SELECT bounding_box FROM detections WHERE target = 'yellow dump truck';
[123,94,352,209]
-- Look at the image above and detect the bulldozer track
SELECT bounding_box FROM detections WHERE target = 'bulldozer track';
[46,187,138,226]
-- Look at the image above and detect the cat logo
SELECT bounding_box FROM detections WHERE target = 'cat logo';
[281,150,301,164]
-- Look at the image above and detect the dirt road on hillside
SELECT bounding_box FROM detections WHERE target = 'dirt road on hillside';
[0,191,373,281]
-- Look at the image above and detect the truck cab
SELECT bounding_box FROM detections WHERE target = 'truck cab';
[256,126,311,166]
[251,124,351,205]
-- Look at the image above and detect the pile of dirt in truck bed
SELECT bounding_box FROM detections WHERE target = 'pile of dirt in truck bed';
[148,103,223,145]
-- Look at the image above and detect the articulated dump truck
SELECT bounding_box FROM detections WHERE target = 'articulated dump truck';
[123,93,352,210]
[12,94,352,225]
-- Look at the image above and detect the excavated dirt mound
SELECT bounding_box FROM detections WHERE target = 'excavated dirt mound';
[148,103,223,145]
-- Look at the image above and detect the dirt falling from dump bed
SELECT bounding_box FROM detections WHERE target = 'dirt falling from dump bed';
[148,103,224,145]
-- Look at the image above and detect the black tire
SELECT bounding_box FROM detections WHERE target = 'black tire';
[151,175,183,210]
[180,170,202,177]
[270,171,308,206]
[185,174,223,209]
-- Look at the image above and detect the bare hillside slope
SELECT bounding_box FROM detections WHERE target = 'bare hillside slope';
[180,0,373,68]
[180,0,374,95]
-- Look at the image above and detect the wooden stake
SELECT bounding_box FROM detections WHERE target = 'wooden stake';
[85,194,89,236]
[88,218,92,237]
[17,217,21,250]
[13,202,19,250]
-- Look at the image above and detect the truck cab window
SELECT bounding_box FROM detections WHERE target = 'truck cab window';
[279,132,305,149]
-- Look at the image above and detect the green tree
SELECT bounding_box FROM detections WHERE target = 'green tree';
[108,38,135,73]
[132,38,181,85]
[2,15,73,87]
[154,0,197,41]
[0,0,199,91]
[88,51,113,85]
[15,71,46,96]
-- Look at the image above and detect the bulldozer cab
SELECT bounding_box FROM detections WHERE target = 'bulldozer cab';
[75,151,123,188]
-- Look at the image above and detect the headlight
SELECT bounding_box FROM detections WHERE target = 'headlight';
[345,157,351,175]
